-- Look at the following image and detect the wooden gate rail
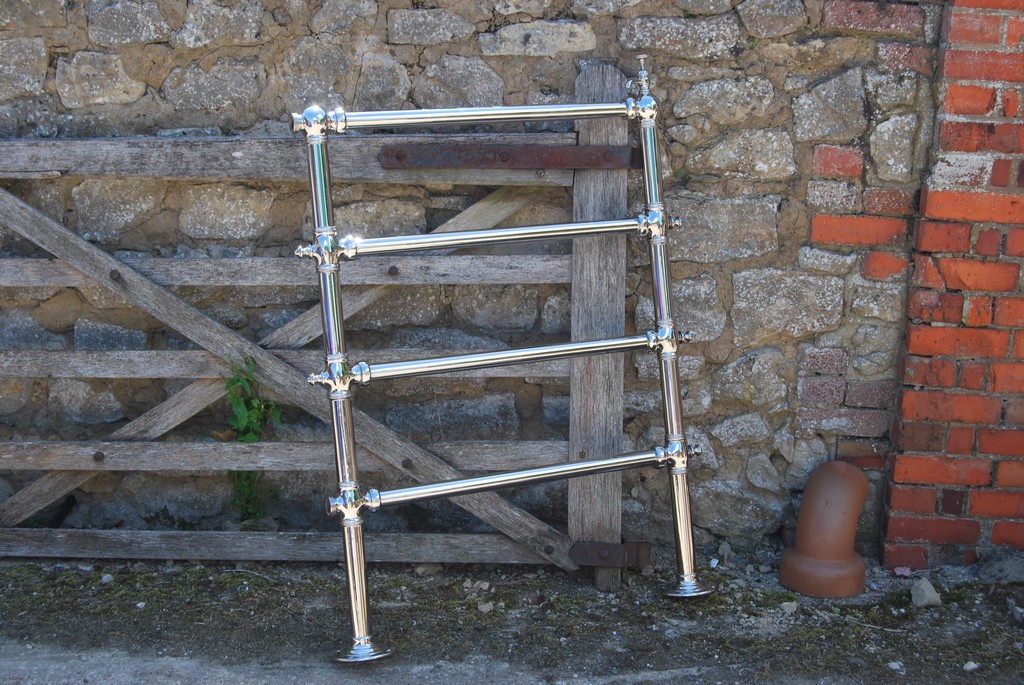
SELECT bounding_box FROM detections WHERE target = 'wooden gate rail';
[0,67,629,582]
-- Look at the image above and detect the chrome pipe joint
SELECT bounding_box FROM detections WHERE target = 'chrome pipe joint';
[307,356,371,397]
[291,104,345,138]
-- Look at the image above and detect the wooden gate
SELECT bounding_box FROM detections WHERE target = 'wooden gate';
[0,67,629,587]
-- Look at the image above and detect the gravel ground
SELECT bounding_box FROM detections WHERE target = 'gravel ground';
[1,545,1022,684]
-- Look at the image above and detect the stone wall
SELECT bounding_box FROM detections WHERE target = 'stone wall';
[0,1,956,554]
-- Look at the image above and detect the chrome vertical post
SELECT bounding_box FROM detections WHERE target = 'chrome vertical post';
[292,106,391,662]
[629,58,711,598]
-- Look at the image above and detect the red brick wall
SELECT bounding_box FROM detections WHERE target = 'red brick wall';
[887,0,1024,568]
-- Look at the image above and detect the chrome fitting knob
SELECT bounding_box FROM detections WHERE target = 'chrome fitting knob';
[677,331,694,344]
[686,444,703,459]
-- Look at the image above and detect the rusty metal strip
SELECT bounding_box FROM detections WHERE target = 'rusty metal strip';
[379,144,640,170]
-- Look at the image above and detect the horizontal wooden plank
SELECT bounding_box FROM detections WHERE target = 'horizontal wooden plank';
[0,349,571,379]
[0,529,548,564]
[0,134,575,186]
[0,255,573,288]
[0,440,569,473]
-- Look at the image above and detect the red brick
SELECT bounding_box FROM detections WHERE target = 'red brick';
[935,258,1020,292]
[1008,16,1024,48]
[992,362,1024,392]
[1006,397,1024,425]
[906,325,1010,358]
[894,454,993,485]
[813,144,863,178]
[944,84,997,116]
[811,215,907,246]
[907,290,964,324]
[903,356,957,388]
[863,188,916,216]
[948,12,1004,45]
[968,490,1024,518]
[923,188,1024,224]
[877,43,934,75]
[960,360,990,389]
[953,1,1024,10]
[992,160,1013,188]
[992,521,1024,548]
[975,229,1003,257]
[882,542,929,570]
[861,251,909,280]
[964,297,994,327]
[822,0,925,38]
[800,347,849,374]
[938,121,1024,154]
[994,297,1024,326]
[916,221,972,253]
[1005,90,1022,118]
[912,255,946,289]
[978,428,1024,456]
[889,485,937,514]
[797,407,892,437]
[1016,335,1024,359]
[901,389,1002,424]
[996,460,1024,487]
[1007,228,1024,257]
[845,380,897,408]
[941,489,967,515]
[944,49,1024,83]
[798,376,845,405]
[947,426,976,454]
[837,438,890,470]
[897,421,946,452]
[887,514,981,545]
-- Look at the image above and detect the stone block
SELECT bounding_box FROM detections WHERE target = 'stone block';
[806,180,858,212]
[48,378,124,425]
[0,0,64,28]
[172,0,265,48]
[0,308,66,350]
[687,128,797,179]
[568,0,640,15]
[480,21,596,57]
[797,376,845,406]
[72,179,164,244]
[354,52,411,111]
[345,287,440,330]
[332,199,426,240]
[311,0,376,34]
[388,9,474,45]
[732,269,844,348]
[412,56,504,109]
[619,15,742,60]
[0,378,34,417]
[634,353,704,381]
[793,69,867,142]
[673,76,775,125]
[179,185,273,240]
[74,319,148,351]
[86,0,171,46]
[385,392,521,442]
[666,193,780,263]
[850,280,907,323]
[0,39,49,102]
[280,37,352,113]
[635,273,725,342]
[866,71,919,112]
[162,59,265,117]
[746,452,782,492]
[499,0,556,16]
[710,412,772,447]
[57,52,147,108]
[798,246,859,275]
[713,348,788,407]
[870,114,919,182]
[690,478,786,538]
[737,0,808,38]
[452,284,538,330]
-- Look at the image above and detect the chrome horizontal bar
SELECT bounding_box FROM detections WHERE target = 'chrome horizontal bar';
[373,448,664,508]
[342,102,629,130]
[339,217,641,259]
[360,334,652,383]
